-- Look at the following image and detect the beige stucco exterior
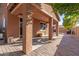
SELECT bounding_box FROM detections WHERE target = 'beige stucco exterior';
[7,13,19,38]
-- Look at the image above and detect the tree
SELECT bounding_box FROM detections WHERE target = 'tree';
[63,13,79,30]
[49,3,79,30]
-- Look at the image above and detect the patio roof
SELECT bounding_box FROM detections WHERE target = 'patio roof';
[31,4,59,22]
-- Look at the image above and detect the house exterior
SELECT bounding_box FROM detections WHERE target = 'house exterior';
[59,25,67,34]
[73,25,79,37]
[0,3,59,54]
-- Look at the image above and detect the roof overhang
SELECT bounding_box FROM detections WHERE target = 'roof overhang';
[31,4,59,22]
[31,4,52,18]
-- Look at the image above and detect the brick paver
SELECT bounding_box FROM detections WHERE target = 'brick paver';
[0,34,79,56]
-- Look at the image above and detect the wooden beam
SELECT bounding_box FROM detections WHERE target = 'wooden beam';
[11,3,22,14]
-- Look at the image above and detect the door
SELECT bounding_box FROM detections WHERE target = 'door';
[19,18,23,39]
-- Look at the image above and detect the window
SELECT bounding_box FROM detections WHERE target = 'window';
[40,23,47,30]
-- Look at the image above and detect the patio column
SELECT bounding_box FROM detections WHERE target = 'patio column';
[56,22,59,36]
[23,4,33,54]
[1,4,8,43]
[49,18,53,40]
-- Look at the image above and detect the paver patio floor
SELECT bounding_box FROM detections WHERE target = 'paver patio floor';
[0,34,79,56]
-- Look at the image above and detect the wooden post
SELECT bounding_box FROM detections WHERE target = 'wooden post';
[22,4,33,54]
[49,18,53,40]
[56,22,59,36]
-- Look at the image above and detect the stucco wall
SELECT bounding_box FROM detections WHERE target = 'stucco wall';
[7,13,19,39]
[33,19,40,37]
[33,19,49,37]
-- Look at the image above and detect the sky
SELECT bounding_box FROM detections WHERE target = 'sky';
[59,14,64,26]
[59,14,79,27]
[76,21,79,27]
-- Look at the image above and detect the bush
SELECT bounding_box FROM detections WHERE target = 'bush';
[36,33,42,37]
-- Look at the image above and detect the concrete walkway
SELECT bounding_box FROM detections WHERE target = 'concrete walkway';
[0,34,79,56]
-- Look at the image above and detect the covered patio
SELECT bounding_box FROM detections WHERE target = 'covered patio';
[0,3,59,54]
